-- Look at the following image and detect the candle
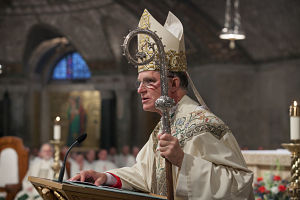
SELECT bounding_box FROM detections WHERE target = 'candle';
[290,101,300,140]
[54,116,61,140]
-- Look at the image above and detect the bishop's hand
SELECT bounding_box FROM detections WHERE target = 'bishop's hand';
[158,133,184,167]
[69,170,107,186]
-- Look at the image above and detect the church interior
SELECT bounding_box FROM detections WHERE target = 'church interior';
[0,0,300,199]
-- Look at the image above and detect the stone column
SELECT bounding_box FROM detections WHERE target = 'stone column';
[2,90,10,136]
[40,86,50,144]
[0,85,28,141]
[9,87,27,138]
[26,80,41,148]
[99,90,116,149]
[115,90,132,150]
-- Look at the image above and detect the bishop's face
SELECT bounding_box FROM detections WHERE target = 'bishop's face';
[137,71,162,113]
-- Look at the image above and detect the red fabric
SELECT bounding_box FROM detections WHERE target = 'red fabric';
[106,172,122,189]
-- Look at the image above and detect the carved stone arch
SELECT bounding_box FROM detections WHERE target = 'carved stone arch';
[27,37,74,83]
[23,23,64,76]
[23,23,87,84]
[36,39,75,84]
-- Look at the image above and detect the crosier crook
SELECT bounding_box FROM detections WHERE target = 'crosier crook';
[122,28,175,200]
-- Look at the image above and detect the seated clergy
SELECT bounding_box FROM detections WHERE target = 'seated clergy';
[83,149,96,171]
[107,147,118,164]
[70,9,254,199]
[15,143,54,200]
[132,146,140,160]
[70,152,85,178]
[94,149,117,172]
[117,145,136,167]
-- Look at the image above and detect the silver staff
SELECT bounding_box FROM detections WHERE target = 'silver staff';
[122,28,175,200]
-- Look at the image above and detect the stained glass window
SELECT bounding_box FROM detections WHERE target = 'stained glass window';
[52,52,91,80]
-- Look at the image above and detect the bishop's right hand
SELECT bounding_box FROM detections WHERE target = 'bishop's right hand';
[69,170,107,186]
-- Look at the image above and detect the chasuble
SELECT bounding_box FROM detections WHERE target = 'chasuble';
[108,95,254,200]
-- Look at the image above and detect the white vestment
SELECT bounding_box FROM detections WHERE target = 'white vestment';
[109,95,254,200]
[94,160,117,172]
[15,158,55,200]
[69,159,83,178]
[83,160,96,171]
[117,154,136,167]
[107,155,118,165]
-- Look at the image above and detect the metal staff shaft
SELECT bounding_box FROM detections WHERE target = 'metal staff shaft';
[122,28,175,200]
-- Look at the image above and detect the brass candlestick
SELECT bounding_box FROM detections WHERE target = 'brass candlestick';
[282,101,300,199]
[50,140,62,180]
[282,142,300,199]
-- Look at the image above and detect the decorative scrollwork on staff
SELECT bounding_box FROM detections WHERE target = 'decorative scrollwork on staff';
[122,28,175,200]
[122,28,157,66]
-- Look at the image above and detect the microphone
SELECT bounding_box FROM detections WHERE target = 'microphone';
[58,133,87,183]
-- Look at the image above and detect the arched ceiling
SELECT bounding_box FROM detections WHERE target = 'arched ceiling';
[0,0,299,71]
[115,0,300,65]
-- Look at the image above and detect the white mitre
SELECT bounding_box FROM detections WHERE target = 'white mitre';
[137,9,187,73]
[137,9,208,109]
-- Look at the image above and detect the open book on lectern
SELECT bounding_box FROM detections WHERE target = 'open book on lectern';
[29,176,167,200]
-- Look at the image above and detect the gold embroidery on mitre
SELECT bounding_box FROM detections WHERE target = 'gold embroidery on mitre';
[138,10,151,56]
[138,10,158,72]
[137,49,187,73]
[137,10,187,73]
[166,50,187,72]
[139,9,150,29]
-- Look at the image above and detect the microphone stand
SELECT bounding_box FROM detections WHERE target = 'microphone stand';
[58,133,87,183]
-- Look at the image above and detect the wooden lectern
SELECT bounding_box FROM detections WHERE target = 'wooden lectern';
[29,176,167,200]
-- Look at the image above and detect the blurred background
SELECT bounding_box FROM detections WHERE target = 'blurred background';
[0,0,299,151]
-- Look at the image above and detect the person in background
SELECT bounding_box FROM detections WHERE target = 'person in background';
[107,146,118,165]
[94,149,117,172]
[29,147,39,163]
[83,149,96,171]
[132,146,140,159]
[117,145,135,167]
[15,143,54,200]
[70,152,84,178]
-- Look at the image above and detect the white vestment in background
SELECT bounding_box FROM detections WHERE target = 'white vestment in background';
[117,154,136,168]
[15,158,55,200]
[69,158,82,178]
[83,160,96,171]
[107,155,118,165]
[94,160,117,172]
[109,95,254,200]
